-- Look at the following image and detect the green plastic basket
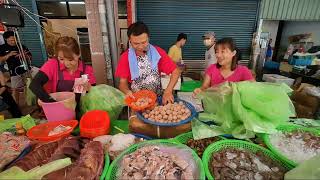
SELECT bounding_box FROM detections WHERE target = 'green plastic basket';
[174,131,225,144]
[105,139,205,180]
[202,140,293,180]
[174,131,194,144]
[100,152,110,180]
[174,131,225,156]
[180,80,202,92]
[262,125,320,167]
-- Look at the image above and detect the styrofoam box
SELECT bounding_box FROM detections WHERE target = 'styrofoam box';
[161,75,181,90]
[262,74,295,86]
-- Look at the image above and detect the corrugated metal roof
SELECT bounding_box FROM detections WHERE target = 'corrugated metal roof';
[260,0,320,20]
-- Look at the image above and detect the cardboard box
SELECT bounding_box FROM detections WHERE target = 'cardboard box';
[279,62,293,73]
[262,74,295,87]
[291,91,320,119]
[292,101,315,119]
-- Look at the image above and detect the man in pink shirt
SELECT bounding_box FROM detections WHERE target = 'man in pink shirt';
[115,22,180,104]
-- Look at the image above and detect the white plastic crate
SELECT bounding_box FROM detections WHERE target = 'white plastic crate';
[262,74,295,87]
[161,75,181,90]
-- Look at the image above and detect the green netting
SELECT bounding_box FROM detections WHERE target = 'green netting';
[202,140,293,180]
[174,131,194,144]
[262,125,320,167]
[105,139,205,180]
[174,131,225,144]
[100,152,110,180]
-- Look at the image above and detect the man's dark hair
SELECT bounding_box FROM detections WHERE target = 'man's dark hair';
[3,31,15,39]
[127,21,149,37]
[177,33,187,42]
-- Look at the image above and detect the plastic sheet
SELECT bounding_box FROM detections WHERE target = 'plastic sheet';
[285,154,320,180]
[194,82,296,139]
[80,84,125,121]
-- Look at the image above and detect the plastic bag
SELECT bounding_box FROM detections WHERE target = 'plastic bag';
[0,115,36,134]
[287,118,320,129]
[191,119,225,140]
[235,82,296,123]
[79,84,125,121]
[0,132,30,170]
[26,78,37,106]
[284,154,320,180]
[195,82,295,139]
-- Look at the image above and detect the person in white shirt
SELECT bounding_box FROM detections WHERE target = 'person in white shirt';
[203,32,217,68]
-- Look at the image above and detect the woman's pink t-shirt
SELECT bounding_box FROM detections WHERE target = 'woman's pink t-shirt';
[205,64,253,86]
[40,58,96,93]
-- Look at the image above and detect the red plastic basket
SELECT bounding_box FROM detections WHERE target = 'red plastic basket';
[125,90,157,111]
[27,120,78,142]
[80,110,110,138]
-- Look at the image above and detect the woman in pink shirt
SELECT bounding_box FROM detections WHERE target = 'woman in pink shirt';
[193,37,254,96]
[30,36,96,103]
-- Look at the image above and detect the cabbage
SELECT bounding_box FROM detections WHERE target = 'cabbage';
[80,84,125,121]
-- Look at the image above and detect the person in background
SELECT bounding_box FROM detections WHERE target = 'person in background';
[30,36,96,103]
[115,21,180,104]
[203,31,217,68]
[168,33,187,63]
[266,38,273,61]
[0,70,22,118]
[193,38,254,96]
[0,31,32,103]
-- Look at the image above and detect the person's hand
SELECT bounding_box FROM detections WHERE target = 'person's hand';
[84,81,91,92]
[37,99,43,107]
[162,89,174,104]
[193,88,202,98]
[125,90,134,99]
[7,51,18,58]
[0,87,5,95]
[16,50,31,58]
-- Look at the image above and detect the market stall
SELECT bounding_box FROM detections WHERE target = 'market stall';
[0,81,320,180]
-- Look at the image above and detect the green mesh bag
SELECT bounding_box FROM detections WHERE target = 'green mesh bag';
[105,139,205,180]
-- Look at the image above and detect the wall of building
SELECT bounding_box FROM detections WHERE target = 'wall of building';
[261,20,279,47]
[49,19,88,41]
[280,21,320,48]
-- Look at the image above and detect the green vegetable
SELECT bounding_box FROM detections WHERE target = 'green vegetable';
[0,158,72,179]
[0,115,36,134]
[79,84,125,121]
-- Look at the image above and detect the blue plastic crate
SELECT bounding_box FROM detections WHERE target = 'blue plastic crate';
[289,56,312,66]
[264,61,280,70]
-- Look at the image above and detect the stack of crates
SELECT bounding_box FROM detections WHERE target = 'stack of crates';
[289,55,312,66]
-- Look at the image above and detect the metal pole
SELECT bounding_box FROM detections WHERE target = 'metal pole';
[98,0,114,85]
[105,0,119,86]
